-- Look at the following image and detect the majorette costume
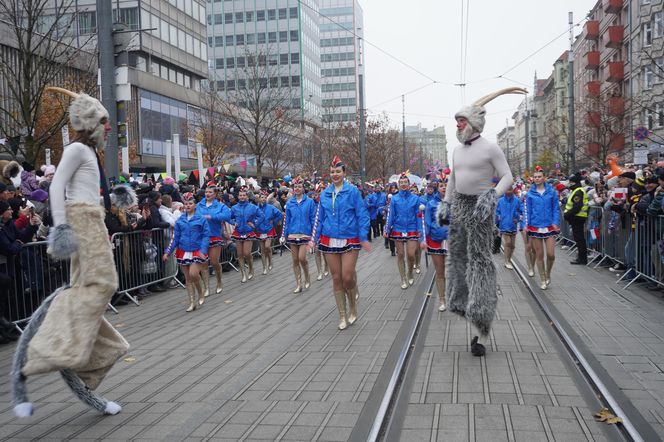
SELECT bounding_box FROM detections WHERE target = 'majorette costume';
[280,177,316,293]
[11,87,131,417]
[196,186,231,295]
[496,190,523,269]
[313,156,370,330]
[230,193,260,282]
[424,184,449,311]
[438,87,525,357]
[525,177,560,289]
[312,184,330,280]
[255,189,284,274]
[165,192,211,311]
[384,174,423,289]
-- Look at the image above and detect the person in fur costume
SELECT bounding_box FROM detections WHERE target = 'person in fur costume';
[438,87,525,357]
[0,159,22,188]
[11,87,132,418]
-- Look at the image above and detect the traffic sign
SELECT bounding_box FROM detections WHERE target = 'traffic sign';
[635,126,649,141]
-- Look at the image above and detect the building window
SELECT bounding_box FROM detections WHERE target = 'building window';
[224,12,233,24]
[655,12,663,38]
[290,30,299,41]
[257,10,265,21]
[245,11,254,22]
[280,53,289,65]
[290,7,298,19]
[268,32,277,43]
[236,34,244,45]
[227,80,235,91]
[320,21,352,32]
[291,53,300,64]
[270,77,278,88]
[79,11,96,34]
[321,52,355,62]
[216,80,224,91]
[268,54,278,65]
[247,33,255,44]
[215,36,223,46]
[279,8,287,19]
[235,12,244,23]
[644,22,652,46]
[281,76,289,87]
[238,79,246,89]
[268,9,276,20]
[291,97,300,108]
[279,31,288,42]
[226,57,235,68]
[225,35,234,45]
[237,56,245,68]
[257,33,266,44]
[291,76,300,86]
[215,58,224,69]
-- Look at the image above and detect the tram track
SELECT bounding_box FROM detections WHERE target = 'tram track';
[350,252,658,442]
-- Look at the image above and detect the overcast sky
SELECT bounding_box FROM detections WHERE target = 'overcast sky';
[361,0,596,153]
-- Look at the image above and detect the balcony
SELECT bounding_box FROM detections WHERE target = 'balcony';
[585,51,600,70]
[587,80,601,97]
[609,96,624,115]
[609,133,625,151]
[587,111,601,127]
[605,0,622,14]
[606,61,624,82]
[606,25,624,48]
[585,20,600,40]
[587,142,601,157]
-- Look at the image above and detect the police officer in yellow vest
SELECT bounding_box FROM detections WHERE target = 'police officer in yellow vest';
[564,174,589,264]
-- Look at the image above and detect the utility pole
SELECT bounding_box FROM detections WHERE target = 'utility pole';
[567,11,577,173]
[358,32,366,182]
[525,96,531,171]
[97,0,118,180]
[505,118,510,168]
[402,95,407,170]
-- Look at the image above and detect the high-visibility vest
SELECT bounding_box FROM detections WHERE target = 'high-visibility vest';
[565,187,588,218]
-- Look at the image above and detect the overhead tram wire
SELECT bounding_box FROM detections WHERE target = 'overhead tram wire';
[367,82,438,109]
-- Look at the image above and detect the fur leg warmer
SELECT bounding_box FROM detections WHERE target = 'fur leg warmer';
[446,195,470,315]
[472,188,497,223]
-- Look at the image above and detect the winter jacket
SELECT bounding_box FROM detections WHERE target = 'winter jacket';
[256,202,283,233]
[0,218,37,257]
[647,190,664,216]
[365,192,379,220]
[385,190,422,238]
[20,170,39,198]
[314,182,370,242]
[158,206,178,227]
[424,193,448,242]
[525,183,560,228]
[374,191,388,217]
[166,213,210,255]
[496,195,522,232]
[197,199,231,237]
[283,194,316,237]
[146,203,170,230]
[230,201,260,235]
[159,184,182,203]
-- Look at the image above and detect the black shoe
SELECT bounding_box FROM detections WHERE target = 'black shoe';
[149,284,166,292]
[113,298,130,306]
[391,251,396,256]
[470,336,486,357]
[570,260,587,265]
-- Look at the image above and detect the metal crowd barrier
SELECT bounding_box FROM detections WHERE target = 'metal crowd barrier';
[111,228,180,305]
[556,204,664,289]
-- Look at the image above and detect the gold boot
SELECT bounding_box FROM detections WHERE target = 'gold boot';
[239,258,247,283]
[407,257,415,286]
[261,255,268,275]
[333,290,348,330]
[398,258,408,289]
[247,258,254,280]
[195,278,205,306]
[436,277,446,311]
[201,269,210,297]
[346,287,358,325]
[315,253,324,280]
[537,262,547,290]
[185,282,196,312]
[303,261,311,289]
[293,264,302,293]
[545,258,554,286]
[215,270,223,294]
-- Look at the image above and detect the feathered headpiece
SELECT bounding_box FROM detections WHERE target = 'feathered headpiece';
[182,192,195,201]
[292,175,304,185]
[534,165,544,173]
[455,87,528,133]
[331,156,344,168]
[260,189,269,197]
[45,87,109,147]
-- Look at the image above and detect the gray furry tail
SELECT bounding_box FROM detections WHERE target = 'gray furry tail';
[11,289,60,414]
[436,201,451,226]
[60,370,121,414]
[472,188,497,222]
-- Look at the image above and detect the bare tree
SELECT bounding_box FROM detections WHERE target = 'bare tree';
[215,49,299,182]
[365,113,402,179]
[264,128,300,179]
[0,0,96,164]
[191,85,232,167]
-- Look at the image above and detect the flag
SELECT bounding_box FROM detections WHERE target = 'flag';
[590,228,600,240]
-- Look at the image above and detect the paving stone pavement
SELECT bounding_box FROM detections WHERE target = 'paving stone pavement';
[393,261,616,442]
[0,242,420,441]
[509,239,664,439]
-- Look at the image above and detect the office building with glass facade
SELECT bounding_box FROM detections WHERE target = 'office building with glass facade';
[319,0,363,123]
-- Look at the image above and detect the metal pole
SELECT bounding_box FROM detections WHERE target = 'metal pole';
[568,11,577,173]
[525,96,531,171]
[402,95,406,170]
[97,0,118,180]
[165,139,172,178]
[359,73,366,182]
[173,133,181,178]
[196,143,205,188]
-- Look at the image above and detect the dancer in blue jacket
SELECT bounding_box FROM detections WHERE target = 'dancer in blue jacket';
[374,184,387,243]
[518,183,536,277]
[311,156,370,330]
[495,186,522,270]
[525,167,560,289]
[313,184,329,280]
[231,186,260,283]
[197,183,231,295]
[421,180,449,311]
[164,192,211,311]
[385,173,422,289]
[280,177,316,293]
[255,189,283,274]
